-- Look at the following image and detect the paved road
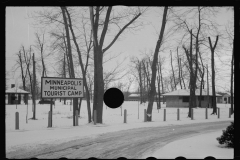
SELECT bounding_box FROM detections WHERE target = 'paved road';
[6,121,232,159]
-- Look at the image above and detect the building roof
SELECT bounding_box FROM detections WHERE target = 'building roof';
[162,89,222,97]
[5,87,30,94]
[128,93,163,98]
[128,94,140,97]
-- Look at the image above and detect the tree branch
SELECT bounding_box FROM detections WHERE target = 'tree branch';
[102,12,141,54]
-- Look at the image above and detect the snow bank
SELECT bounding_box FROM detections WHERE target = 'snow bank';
[151,130,233,159]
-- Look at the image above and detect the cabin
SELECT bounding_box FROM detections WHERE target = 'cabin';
[216,92,234,104]
[162,89,222,108]
[222,93,234,104]
[5,84,30,105]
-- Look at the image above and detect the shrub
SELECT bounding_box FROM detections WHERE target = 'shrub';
[216,121,234,148]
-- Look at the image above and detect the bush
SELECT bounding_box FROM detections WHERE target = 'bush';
[216,121,234,148]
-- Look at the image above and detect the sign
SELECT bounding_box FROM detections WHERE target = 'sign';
[41,77,83,98]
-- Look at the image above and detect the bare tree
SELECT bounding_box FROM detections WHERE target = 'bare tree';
[146,6,168,122]
[208,35,219,115]
[22,46,34,107]
[61,7,78,126]
[183,29,196,118]
[130,57,144,104]
[198,51,205,107]
[34,31,48,78]
[64,7,92,123]
[230,40,234,114]
[170,50,177,90]
[89,6,145,123]
[176,47,183,89]
[158,54,165,103]
[14,47,28,104]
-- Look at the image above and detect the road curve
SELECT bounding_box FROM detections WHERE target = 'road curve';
[6,121,232,159]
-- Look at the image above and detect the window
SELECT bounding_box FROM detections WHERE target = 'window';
[183,96,189,102]
[198,96,204,101]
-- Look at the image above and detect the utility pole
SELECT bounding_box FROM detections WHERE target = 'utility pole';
[32,53,36,119]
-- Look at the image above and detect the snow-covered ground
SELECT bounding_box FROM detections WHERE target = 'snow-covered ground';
[151,130,233,159]
[6,99,234,158]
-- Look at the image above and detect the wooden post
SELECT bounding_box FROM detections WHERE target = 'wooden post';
[218,108,220,119]
[144,109,147,122]
[124,109,127,123]
[164,109,166,121]
[48,111,52,127]
[191,108,194,120]
[177,108,180,121]
[75,110,79,126]
[15,112,19,130]
[121,106,122,116]
[50,99,53,127]
[26,101,28,124]
[138,100,139,119]
[94,110,97,125]
[206,107,208,119]
[229,108,231,118]
[72,98,75,126]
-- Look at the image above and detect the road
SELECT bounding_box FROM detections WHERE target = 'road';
[6,121,231,159]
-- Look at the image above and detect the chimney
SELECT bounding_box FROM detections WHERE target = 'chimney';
[11,84,15,88]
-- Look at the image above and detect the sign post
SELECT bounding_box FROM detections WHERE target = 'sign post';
[41,77,84,127]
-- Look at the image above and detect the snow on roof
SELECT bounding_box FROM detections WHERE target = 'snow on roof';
[128,93,163,97]
[162,89,221,97]
[5,87,30,94]
[128,94,140,97]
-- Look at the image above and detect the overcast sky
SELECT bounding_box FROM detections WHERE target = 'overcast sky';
[6,6,233,92]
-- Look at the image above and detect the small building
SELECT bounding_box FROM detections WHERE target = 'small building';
[127,93,163,101]
[5,84,30,105]
[222,92,234,104]
[216,92,234,104]
[162,89,222,108]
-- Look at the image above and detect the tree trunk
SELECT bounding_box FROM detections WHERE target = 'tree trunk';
[199,68,204,107]
[32,53,36,119]
[183,29,195,118]
[198,51,205,108]
[146,6,168,121]
[170,50,177,90]
[179,58,186,89]
[61,7,78,125]
[65,7,92,123]
[159,55,165,103]
[230,39,234,115]
[176,47,182,89]
[18,49,27,104]
[208,36,219,115]
[207,64,209,108]
[63,50,66,105]
[93,47,104,123]
[157,75,161,109]
[62,33,71,78]
[139,62,143,104]
[78,98,82,117]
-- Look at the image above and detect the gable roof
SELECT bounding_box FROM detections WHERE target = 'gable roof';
[162,89,221,97]
[5,87,30,94]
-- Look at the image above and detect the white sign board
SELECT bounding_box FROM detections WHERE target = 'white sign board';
[41,77,84,98]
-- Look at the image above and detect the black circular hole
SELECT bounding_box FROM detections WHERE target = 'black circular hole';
[104,88,124,109]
